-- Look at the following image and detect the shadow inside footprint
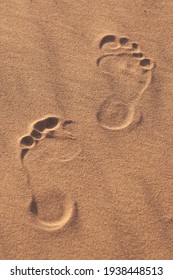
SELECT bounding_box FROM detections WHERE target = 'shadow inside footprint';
[33,117,59,132]
[99,34,117,49]
[29,196,38,215]
[20,135,34,147]
[30,130,42,139]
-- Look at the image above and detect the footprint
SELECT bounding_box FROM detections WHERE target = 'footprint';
[19,115,81,233]
[96,34,155,131]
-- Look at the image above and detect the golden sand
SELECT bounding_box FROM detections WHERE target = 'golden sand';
[0,0,173,259]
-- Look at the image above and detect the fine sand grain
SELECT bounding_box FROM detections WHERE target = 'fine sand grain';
[0,0,173,259]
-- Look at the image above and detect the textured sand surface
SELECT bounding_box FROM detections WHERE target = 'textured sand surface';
[0,0,173,259]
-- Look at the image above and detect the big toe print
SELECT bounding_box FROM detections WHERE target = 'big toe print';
[96,34,155,131]
[19,115,81,233]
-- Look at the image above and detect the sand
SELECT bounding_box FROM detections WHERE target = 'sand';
[0,0,173,260]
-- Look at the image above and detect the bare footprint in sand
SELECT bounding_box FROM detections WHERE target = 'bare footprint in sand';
[19,115,81,233]
[96,34,155,131]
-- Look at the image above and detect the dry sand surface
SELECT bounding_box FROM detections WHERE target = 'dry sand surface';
[0,0,173,260]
